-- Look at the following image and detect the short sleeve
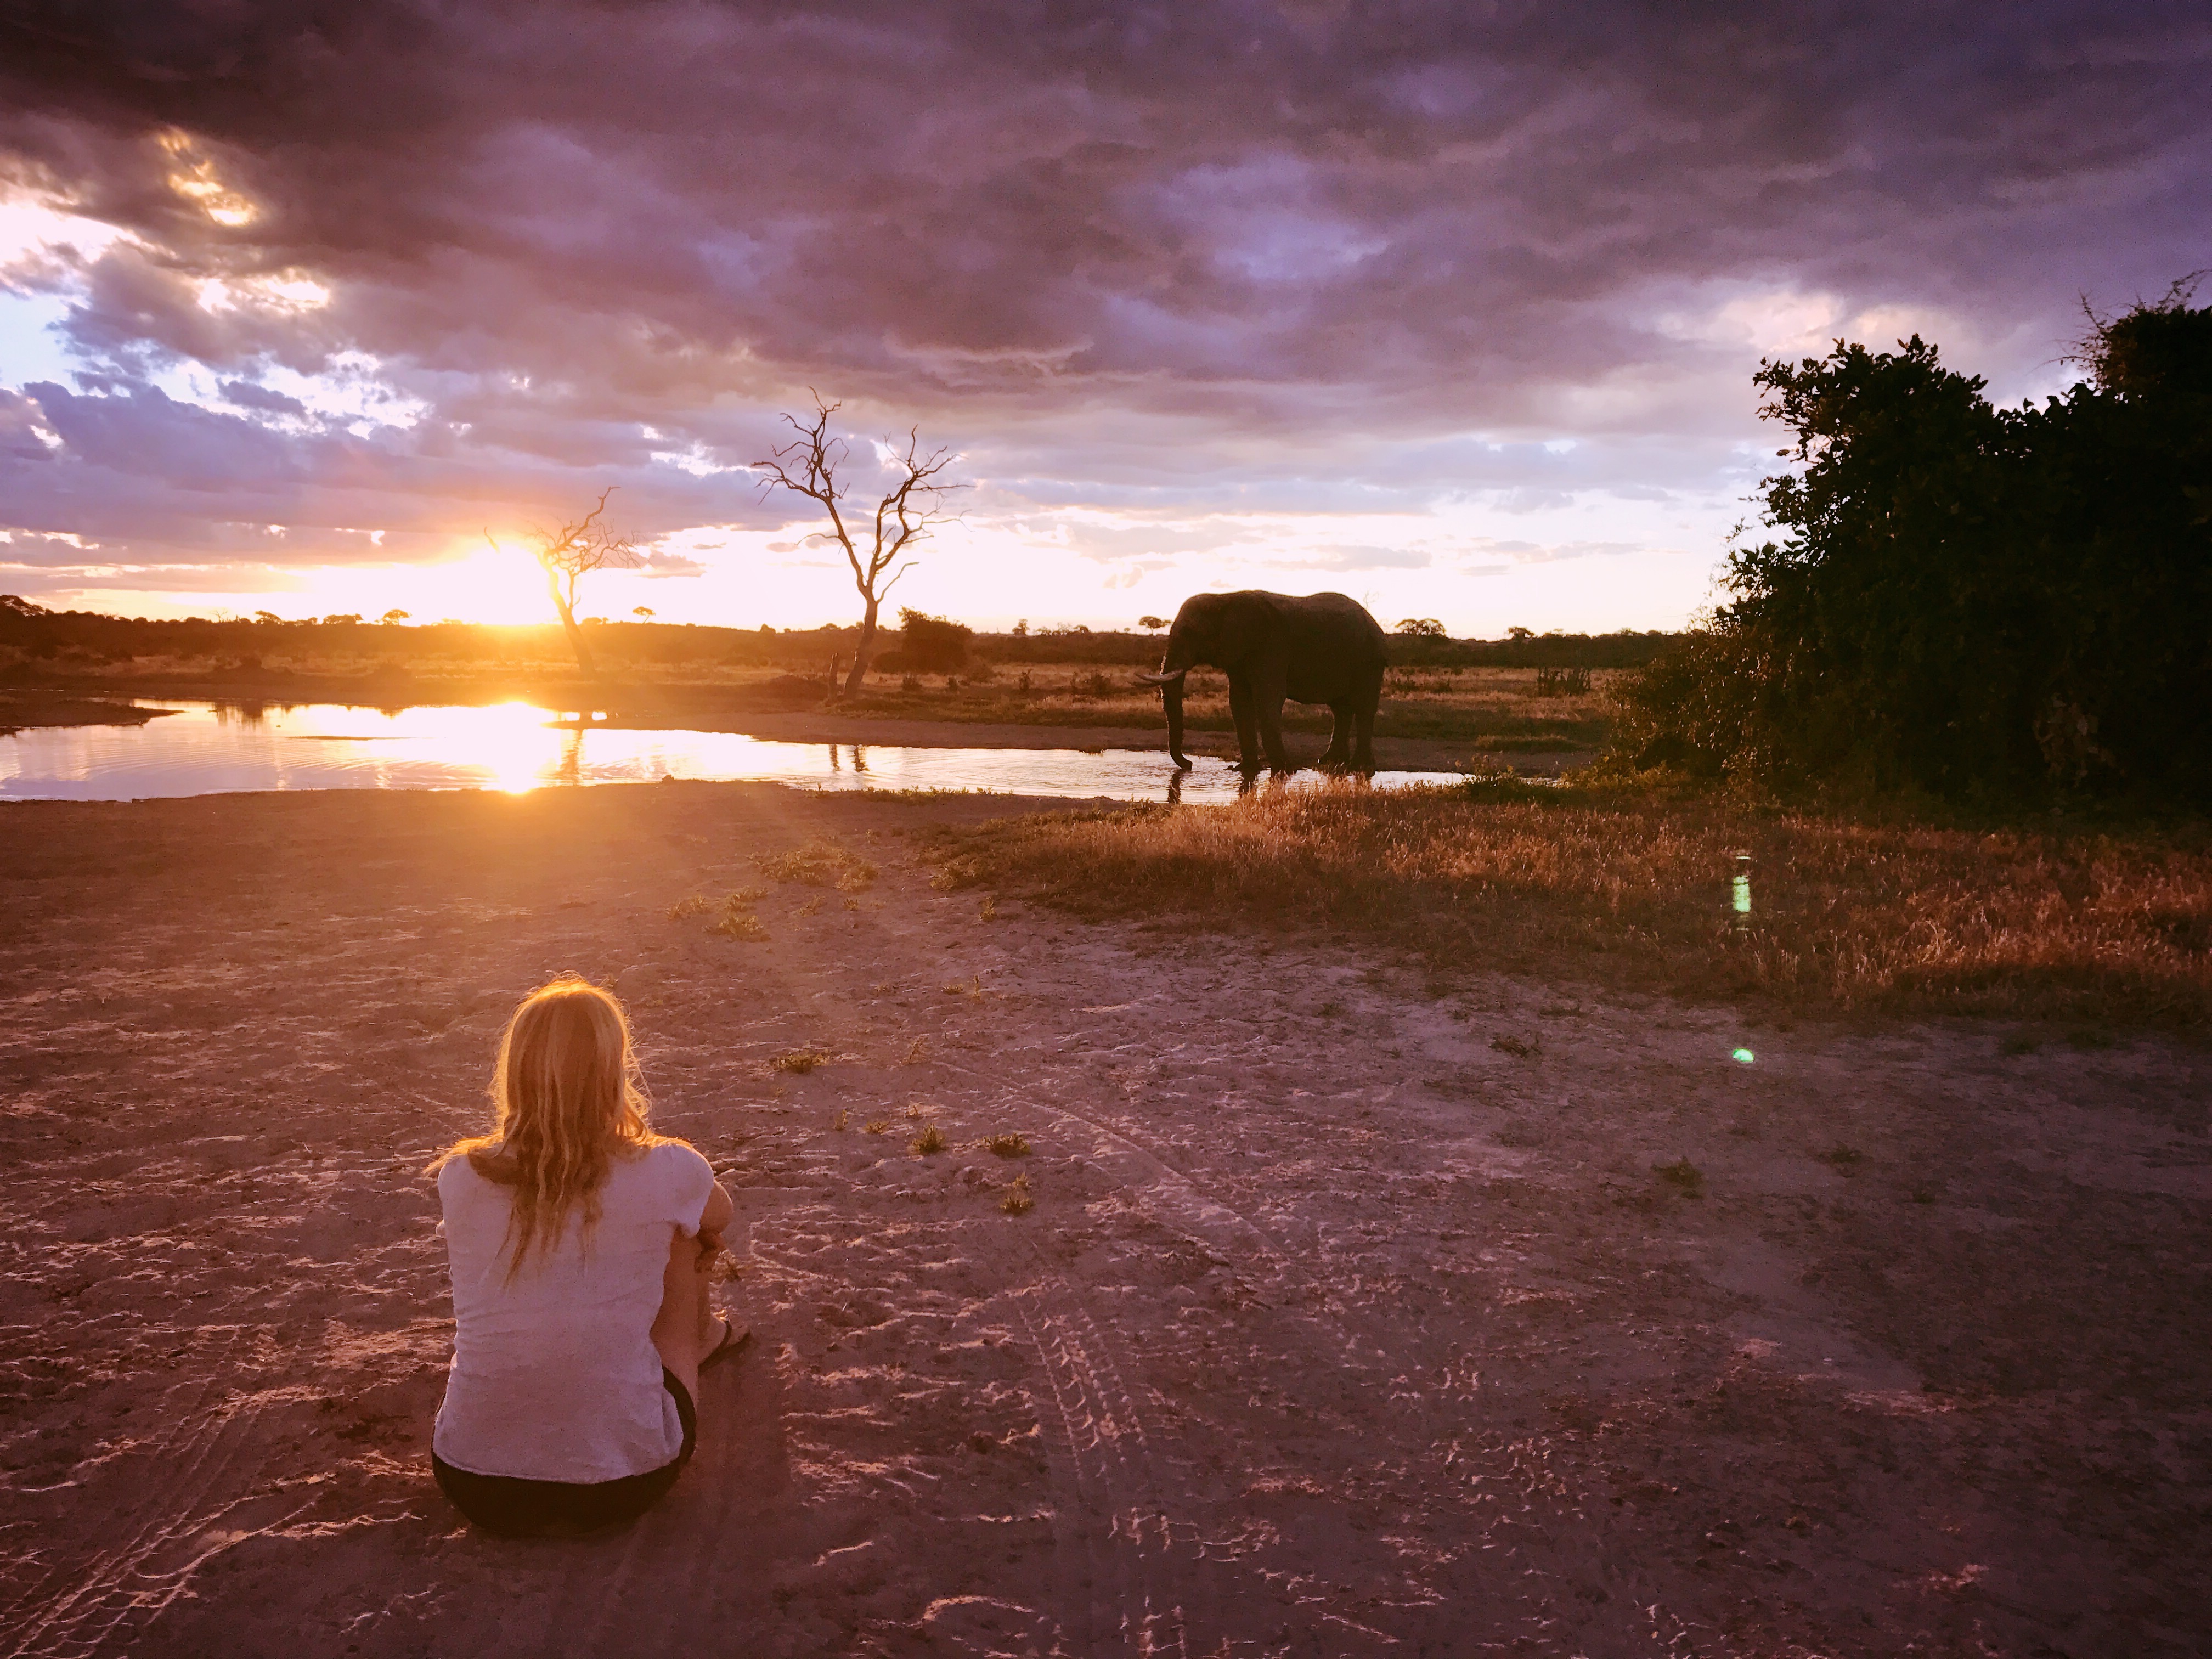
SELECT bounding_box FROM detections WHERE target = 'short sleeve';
[657,1142,716,1237]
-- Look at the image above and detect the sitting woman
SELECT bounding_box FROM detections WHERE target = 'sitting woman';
[428,977,744,1537]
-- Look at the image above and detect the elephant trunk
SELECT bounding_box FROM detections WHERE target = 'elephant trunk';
[1163,674,1189,769]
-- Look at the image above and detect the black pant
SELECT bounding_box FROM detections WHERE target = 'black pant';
[432,1368,697,1538]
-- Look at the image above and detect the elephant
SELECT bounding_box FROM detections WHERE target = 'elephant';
[1135,590,1387,773]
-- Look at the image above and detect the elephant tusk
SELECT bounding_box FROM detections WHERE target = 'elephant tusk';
[1133,669,1189,686]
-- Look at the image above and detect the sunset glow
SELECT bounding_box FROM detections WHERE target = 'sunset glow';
[2,8,2199,634]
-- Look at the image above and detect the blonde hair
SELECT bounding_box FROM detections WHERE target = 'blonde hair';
[431,977,664,1278]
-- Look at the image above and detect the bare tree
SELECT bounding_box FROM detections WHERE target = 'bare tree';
[754,396,962,698]
[495,487,643,678]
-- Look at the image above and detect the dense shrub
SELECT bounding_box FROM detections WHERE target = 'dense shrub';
[879,607,970,674]
[1616,284,2212,801]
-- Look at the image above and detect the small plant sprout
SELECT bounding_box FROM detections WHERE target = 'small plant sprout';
[831,1108,848,1131]
[904,1100,929,1120]
[984,1132,1031,1158]
[667,893,710,919]
[863,1118,890,1135]
[911,1123,948,1155]
[1653,1158,1705,1197]
[1000,1173,1034,1215]
[978,896,998,921]
[769,1045,832,1075]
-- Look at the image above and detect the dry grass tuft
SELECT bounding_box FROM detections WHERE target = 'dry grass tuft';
[755,840,878,892]
[710,909,770,941]
[862,1118,890,1135]
[943,975,985,1000]
[1000,1173,1034,1215]
[1489,1033,1539,1058]
[984,1132,1031,1158]
[911,1123,948,1155]
[927,784,2212,1030]
[769,1045,831,1074]
[904,1099,929,1119]
[901,1036,928,1064]
[831,1108,848,1131]
[796,895,823,917]
[667,893,711,919]
[1652,1158,1706,1197]
[979,895,998,921]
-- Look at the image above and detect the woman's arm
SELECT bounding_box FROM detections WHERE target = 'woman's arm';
[692,1177,735,1265]
[698,1179,733,1240]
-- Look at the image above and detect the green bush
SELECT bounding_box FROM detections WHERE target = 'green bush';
[1616,282,2212,801]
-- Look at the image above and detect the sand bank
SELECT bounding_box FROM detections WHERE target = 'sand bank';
[1,783,2204,1655]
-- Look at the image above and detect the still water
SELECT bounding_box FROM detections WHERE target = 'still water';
[1,701,1470,804]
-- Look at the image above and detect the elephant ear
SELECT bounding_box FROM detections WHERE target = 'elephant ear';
[1212,592,1278,665]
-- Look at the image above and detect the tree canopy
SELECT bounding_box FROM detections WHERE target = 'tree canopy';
[1617,283,2212,801]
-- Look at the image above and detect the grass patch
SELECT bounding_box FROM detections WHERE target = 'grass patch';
[943,975,985,1000]
[862,1119,890,1135]
[924,783,2212,1030]
[769,1045,832,1074]
[984,1132,1031,1157]
[755,841,878,892]
[911,1123,948,1155]
[667,893,710,919]
[1000,1173,1035,1215]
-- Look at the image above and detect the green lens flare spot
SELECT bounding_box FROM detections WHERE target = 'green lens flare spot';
[1732,1048,1755,1064]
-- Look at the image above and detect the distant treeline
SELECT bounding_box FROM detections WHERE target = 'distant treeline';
[0,600,1679,676]
[1615,281,2212,802]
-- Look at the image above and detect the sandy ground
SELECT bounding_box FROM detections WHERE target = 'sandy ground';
[1,783,2205,1659]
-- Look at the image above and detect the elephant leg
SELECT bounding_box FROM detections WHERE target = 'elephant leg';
[1257,701,1292,771]
[1353,700,1378,772]
[1228,677,1262,770]
[1321,703,1354,767]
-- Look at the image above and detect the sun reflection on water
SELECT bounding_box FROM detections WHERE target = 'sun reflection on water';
[1,700,1475,804]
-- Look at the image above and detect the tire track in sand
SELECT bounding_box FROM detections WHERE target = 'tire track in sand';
[3,1359,306,1659]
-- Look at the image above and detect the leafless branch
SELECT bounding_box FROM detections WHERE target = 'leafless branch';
[753,396,967,697]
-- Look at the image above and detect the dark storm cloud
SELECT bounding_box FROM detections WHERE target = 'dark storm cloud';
[0,0,2205,585]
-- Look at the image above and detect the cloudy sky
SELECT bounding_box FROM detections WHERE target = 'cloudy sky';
[1,2,2204,633]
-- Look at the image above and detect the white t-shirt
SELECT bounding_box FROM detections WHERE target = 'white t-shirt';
[432,1139,715,1484]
